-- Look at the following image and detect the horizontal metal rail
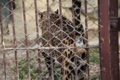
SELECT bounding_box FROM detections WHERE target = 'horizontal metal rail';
[0,46,99,51]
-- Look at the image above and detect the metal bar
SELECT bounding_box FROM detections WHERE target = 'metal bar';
[46,0,54,80]
[109,0,119,79]
[72,0,82,79]
[98,1,102,80]
[3,52,6,80]
[71,0,76,30]
[0,4,6,80]
[34,0,39,43]
[109,31,119,80]
[118,18,120,31]
[9,0,19,80]
[71,0,77,42]
[34,0,42,80]
[0,1,4,48]
[99,0,111,80]
[58,0,65,80]
[97,0,102,79]
[71,0,77,79]
[0,46,99,51]
[84,0,90,80]
[22,0,30,80]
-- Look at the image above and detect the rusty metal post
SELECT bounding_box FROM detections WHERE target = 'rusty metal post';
[98,0,111,80]
[99,0,119,80]
[0,3,6,80]
[109,0,119,80]
[46,0,54,80]
[84,0,90,80]
[119,18,120,31]
[72,0,86,80]
[34,0,42,80]
[22,0,30,79]
[9,0,19,80]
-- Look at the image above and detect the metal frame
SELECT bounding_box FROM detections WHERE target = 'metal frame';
[99,0,119,80]
[109,0,119,79]
[99,0,111,79]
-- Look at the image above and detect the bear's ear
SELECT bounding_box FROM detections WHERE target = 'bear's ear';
[55,9,59,14]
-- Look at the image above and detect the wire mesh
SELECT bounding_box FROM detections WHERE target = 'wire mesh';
[0,0,100,80]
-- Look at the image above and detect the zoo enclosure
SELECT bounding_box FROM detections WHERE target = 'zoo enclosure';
[0,0,119,80]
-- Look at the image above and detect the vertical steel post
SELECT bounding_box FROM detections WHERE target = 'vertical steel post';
[99,0,111,80]
[72,0,85,80]
[46,0,54,80]
[0,3,6,80]
[84,0,90,80]
[9,0,19,80]
[34,0,42,80]
[22,0,30,79]
[58,0,66,80]
[109,0,119,80]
